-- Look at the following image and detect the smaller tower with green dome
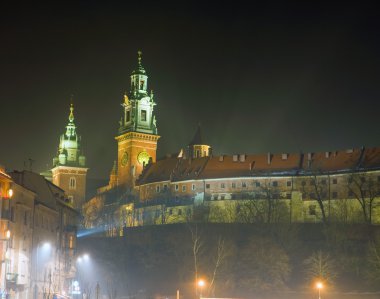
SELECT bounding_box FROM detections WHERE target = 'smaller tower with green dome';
[50,102,88,210]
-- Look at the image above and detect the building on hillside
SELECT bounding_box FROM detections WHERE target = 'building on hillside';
[1,169,79,299]
[42,102,88,210]
[82,52,380,236]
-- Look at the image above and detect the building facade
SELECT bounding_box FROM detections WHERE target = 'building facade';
[0,166,79,299]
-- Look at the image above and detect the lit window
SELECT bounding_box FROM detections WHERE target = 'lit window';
[69,235,74,249]
[141,110,147,121]
[69,177,76,190]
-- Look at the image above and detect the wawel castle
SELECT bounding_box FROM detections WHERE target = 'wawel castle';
[63,51,379,237]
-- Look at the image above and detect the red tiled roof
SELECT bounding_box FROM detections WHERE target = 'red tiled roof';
[136,147,380,185]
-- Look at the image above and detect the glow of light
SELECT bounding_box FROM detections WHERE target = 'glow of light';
[198,279,205,287]
[7,189,13,198]
[83,254,90,261]
[77,257,82,263]
[316,282,323,289]
[6,230,10,239]
[42,242,51,250]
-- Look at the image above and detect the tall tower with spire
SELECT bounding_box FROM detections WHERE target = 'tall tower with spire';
[115,51,160,189]
[51,102,88,209]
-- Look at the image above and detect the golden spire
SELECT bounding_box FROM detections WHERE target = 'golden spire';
[69,96,74,123]
[137,50,142,66]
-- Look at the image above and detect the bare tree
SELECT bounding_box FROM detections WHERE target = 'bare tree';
[106,279,118,299]
[303,251,337,286]
[188,224,203,298]
[347,172,380,224]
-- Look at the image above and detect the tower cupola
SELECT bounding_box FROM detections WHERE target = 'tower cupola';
[188,124,211,159]
[53,102,85,167]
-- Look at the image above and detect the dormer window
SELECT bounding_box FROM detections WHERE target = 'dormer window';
[141,110,147,121]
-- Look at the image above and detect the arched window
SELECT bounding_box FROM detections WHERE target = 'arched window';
[69,177,76,190]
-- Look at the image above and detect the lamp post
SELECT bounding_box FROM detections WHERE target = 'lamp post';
[316,281,323,299]
[75,253,90,299]
[34,242,51,299]
[197,279,205,299]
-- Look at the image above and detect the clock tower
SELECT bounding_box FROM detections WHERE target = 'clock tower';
[115,51,160,189]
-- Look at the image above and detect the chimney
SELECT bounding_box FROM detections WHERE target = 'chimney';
[281,153,288,160]
[239,154,246,162]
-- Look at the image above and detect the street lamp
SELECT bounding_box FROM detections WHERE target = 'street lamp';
[75,253,91,299]
[34,242,52,299]
[197,279,205,299]
[316,281,323,299]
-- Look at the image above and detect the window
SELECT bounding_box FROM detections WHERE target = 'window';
[192,184,196,191]
[141,110,147,121]
[178,209,182,216]
[196,150,200,158]
[332,178,338,184]
[69,177,76,190]
[206,184,210,189]
[287,181,292,187]
[255,182,260,187]
[69,235,74,249]
[332,192,338,199]
[126,110,131,122]
[242,182,247,188]
[163,184,168,191]
[221,195,225,200]
[169,209,173,215]
[286,193,291,199]
[272,181,278,187]
[309,205,316,216]
[182,185,186,192]
[156,185,160,193]
[321,179,327,185]
[68,195,74,204]
[175,184,179,191]
[221,183,225,189]
[139,80,144,90]
[232,182,236,188]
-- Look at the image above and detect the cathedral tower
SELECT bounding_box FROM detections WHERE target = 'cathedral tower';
[51,102,88,209]
[115,51,160,189]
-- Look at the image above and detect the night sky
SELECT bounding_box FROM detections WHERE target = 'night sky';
[1,2,379,179]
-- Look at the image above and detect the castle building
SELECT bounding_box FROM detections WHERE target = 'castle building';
[115,51,159,190]
[82,52,380,235]
[49,103,88,210]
